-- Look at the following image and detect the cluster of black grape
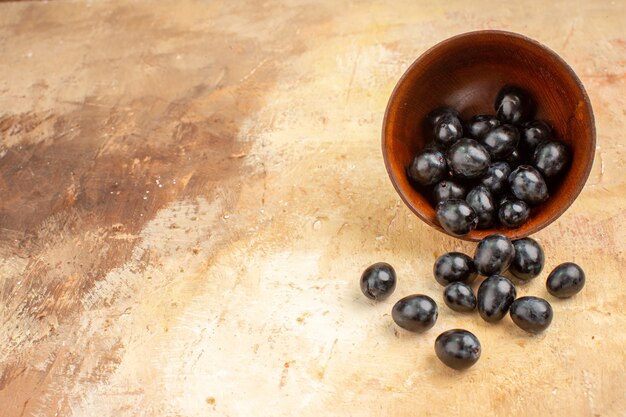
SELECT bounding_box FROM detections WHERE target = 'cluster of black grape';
[407,86,571,236]
[359,234,585,370]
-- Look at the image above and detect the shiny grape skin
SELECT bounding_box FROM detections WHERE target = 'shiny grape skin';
[433,252,477,286]
[360,262,397,301]
[427,107,461,127]
[480,162,511,195]
[509,165,549,205]
[436,199,478,236]
[495,85,534,124]
[466,185,495,229]
[473,234,515,276]
[532,140,570,178]
[435,329,481,370]
[546,262,586,298]
[432,180,467,204]
[510,238,544,280]
[446,138,491,179]
[444,282,477,312]
[481,124,520,160]
[498,199,530,228]
[434,113,464,146]
[521,120,551,152]
[407,150,447,186]
[510,296,553,333]
[477,274,517,323]
[504,147,522,169]
[466,114,500,139]
[392,294,438,333]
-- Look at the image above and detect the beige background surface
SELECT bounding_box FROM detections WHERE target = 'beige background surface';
[0,1,624,416]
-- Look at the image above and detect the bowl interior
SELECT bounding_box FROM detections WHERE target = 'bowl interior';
[382,31,595,241]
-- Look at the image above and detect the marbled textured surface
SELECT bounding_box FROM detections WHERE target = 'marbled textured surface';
[0,1,624,416]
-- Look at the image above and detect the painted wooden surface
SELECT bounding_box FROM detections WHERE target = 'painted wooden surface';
[0,1,624,416]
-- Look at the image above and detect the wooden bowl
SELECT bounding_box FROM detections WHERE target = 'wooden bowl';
[382,30,595,241]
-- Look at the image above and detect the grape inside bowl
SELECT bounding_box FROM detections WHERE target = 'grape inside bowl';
[382,30,595,241]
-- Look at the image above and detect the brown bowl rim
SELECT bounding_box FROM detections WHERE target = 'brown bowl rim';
[381,29,596,242]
